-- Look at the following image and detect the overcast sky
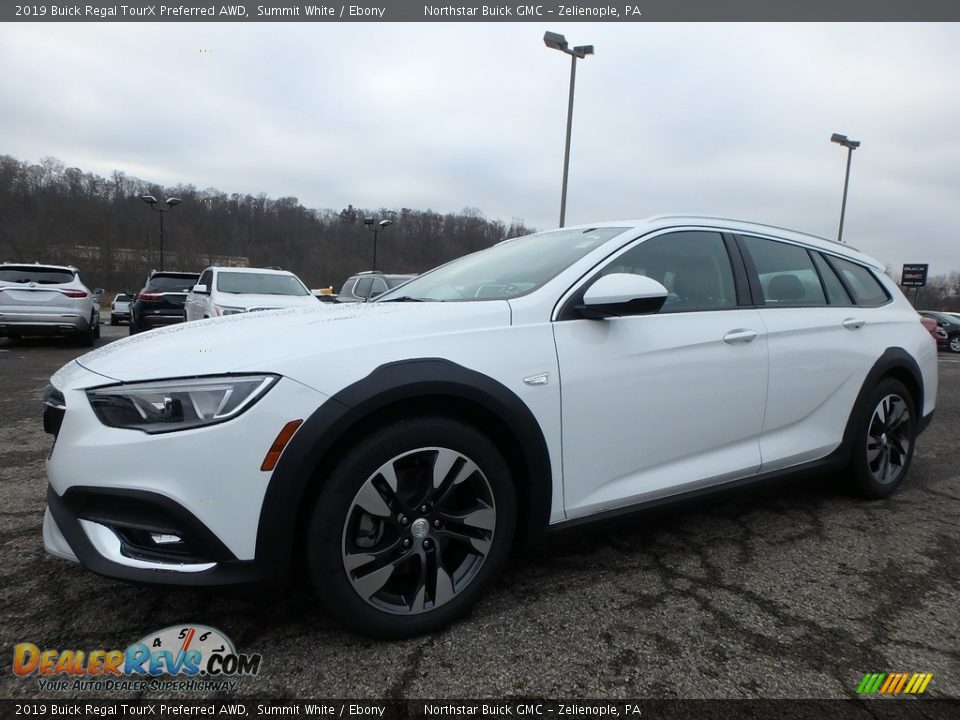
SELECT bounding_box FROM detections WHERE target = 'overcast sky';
[2,22,959,276]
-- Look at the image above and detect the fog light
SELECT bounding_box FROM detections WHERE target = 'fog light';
[150,533,183,545]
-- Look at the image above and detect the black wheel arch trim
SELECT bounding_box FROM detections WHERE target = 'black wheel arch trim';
[256,357,553,580]
[841,347,928,450]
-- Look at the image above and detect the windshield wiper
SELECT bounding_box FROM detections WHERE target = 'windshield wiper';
[381,295,425,302]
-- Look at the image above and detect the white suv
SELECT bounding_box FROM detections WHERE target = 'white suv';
[0,263,101,345]
[184,266,317,321]
[41,217,937,638]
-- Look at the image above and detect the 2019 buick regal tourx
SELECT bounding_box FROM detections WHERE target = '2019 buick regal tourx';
[41,216,937,638]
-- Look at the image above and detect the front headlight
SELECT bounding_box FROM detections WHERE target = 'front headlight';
[213,304,245,316]
[87,375,278,434]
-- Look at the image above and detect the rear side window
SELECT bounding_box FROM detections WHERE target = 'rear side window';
[353,277,373,299]
[369,278,389,298]
[811,252,854,306]
[0,266,75,284]
[828,256,890,307]
[740,236,826,306]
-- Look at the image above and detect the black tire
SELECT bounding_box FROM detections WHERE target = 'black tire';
[949,335,960,354]
[110,316,118,326]
[846,378,916,499]
[306,416,516,639]
[128,319,140,335]
[79,314,96,347]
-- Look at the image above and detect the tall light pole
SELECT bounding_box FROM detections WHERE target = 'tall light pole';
[830,133,860,244]
[142,195,182,270]
[544,31,593,228]
[363,217,393,271]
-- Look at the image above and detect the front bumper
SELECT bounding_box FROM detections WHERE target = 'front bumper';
[44,486,266,585]
[43,371,329,585]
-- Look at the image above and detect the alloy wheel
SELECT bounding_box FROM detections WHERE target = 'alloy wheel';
[950,336,960,353]
[341,447,496,615]
[866,394,912,484]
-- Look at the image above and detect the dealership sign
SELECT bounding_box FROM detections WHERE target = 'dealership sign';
[901,264,929,287]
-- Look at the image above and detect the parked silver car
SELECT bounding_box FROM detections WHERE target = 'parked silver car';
[336,271,416,302]
[0,263,101,345]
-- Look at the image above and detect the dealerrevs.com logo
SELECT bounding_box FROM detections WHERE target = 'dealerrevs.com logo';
[856,672,934,695]
[13,625,261,693]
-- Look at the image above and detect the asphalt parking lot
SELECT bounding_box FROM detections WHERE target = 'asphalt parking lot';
[0,324,958,700]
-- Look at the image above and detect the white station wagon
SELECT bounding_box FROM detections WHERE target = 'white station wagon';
[41,216,937,638]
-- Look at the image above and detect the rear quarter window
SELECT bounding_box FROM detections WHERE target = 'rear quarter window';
[828,257,890,307]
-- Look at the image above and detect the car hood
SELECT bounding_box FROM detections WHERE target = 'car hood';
[212,293,318,310]
[74,301,512,384]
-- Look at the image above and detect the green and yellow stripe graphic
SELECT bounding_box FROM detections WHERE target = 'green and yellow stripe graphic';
[857,672,933,694]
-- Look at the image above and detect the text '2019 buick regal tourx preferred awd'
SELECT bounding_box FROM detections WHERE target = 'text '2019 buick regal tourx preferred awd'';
[41,216,937,638]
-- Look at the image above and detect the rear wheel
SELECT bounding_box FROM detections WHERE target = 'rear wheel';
[306,417,516,639]
[110,315,118,326]
[847,378,916,498]
[79,313,96,347]
[950,335,960,353]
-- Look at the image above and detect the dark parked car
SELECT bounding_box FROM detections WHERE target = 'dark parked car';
[336,271,416,303]
[129,271,200,335]
[918,310,960,353]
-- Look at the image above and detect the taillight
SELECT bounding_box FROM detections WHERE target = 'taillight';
[60,289,88,299]
[138,291,163,302]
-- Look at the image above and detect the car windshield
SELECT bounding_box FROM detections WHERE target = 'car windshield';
[149,274,199,292]
[115,294,132,302]
[377,227,627,302]
[0,267,75,284]
[217,272,309,296]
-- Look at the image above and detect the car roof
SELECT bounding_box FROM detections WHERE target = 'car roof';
[560,215,885,271]
[204,266,296,276]
[1,262,77,272]
[150,270,199,277]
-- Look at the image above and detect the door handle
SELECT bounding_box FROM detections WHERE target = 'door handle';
[843,318,866,330]
[723,329,758,344]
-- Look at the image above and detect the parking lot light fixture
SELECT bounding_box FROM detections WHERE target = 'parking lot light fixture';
[142,195,183,271]
[830,133,861,243]
[544,31,594,228]
[365,218,394,272]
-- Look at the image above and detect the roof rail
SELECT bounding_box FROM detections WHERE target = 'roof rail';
[646,214,842,246]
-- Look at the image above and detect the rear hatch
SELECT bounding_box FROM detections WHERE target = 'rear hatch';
[0,266,82,311]
[140,273,199,313]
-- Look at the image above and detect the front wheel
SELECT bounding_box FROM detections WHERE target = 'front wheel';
[306,417,516,639]
[847,378,916,499]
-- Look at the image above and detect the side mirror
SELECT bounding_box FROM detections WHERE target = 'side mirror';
[192,284,209,295]
[578,273,669,319]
